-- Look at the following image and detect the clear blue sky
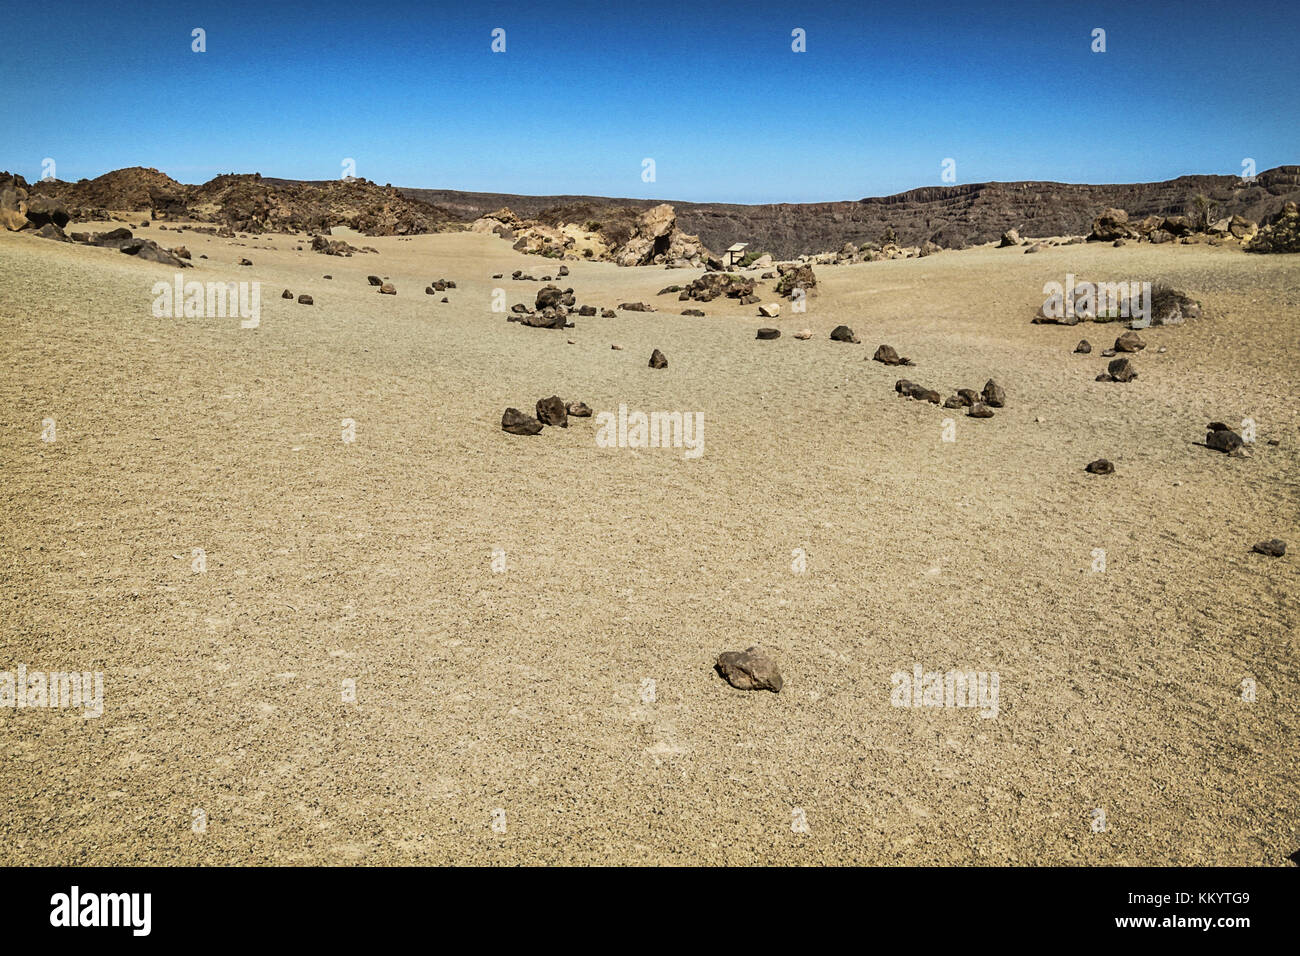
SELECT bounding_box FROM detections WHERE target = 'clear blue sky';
[2,0,1296,203]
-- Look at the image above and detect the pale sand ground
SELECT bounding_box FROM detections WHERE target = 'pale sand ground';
[0,224,1296,865]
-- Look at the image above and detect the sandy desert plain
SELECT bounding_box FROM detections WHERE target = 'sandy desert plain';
[0,221,1296,865]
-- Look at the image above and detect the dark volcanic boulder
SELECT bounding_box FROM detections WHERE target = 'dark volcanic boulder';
[297,294,313,305]
[535,284,564,310]
[1206,427,1243,453]
[282,289,294,299]
[1106,357,1137,382]
[34,222,68,241]
[502,407,543,435]
[967,403,994,418]
[830,325,859,343]
[756,328,781,339]
[982,379,1006,407]
[535,395,568,427]
[956,388,980,407]
[1085,459,1114,475]
[714,646,782,693]
[119,238,187,267]
[1114,330,1145,352]
[367,275,383,286]
[24,195,70,229]
[1074,339,1092,354]
[872,344,912,366]
[648,348,668,369]
[1252,539,1286,557]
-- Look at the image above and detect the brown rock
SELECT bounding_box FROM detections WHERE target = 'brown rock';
[714,646,783,693]
[1251,539,1286,557]
[648,348,668,369]
[1114,330,1145,352]
[502,407,543,435]
[830,325,859,343]
[535,395,568,428]
[1085,459,1114,475]
[297,294,313,305]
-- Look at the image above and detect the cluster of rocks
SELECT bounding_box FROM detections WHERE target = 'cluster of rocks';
[894,379,1003,417]
[1033,283,1202,328]
[673,273,757,304]
[474,203,710,267]
[425,278,456,297]
[501,396,593,435]
[310,235,364,256]
[280,289,313,305]
[507,284,579,329]
[1244,201,1300,254]
[1087,206,1258,246]
[51,225,191,267]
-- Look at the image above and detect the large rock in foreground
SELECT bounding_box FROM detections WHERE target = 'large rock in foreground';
[715,646,783,693]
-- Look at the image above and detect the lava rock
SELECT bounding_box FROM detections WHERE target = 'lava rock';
[502,407,543,435]
[715,646,783,693]
[830,325,859,343]
[535,395,568,428]
[648,348,668,369]
[1085,459,1114,475]
[1251,539,1286,557]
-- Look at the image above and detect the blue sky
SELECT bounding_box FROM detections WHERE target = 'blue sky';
[2,0,1296,203]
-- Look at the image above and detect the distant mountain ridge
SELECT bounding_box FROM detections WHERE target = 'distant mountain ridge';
[12,164,1299,259]
[400,167,1300,258]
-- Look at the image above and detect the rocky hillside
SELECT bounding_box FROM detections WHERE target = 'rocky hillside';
[24,168,459,236]
[404,166,1300,258]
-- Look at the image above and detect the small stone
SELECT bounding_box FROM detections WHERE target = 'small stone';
[649,348,668,369]
[1085,459,1114,475]
[968,403,994,418]
[1107,357,1137,382]
[830,325,859,343]
[282,289,294,299]
[982,379,1006,407]
[297,294,313,305]
[756,328,781,339]
[379,283,396,295]
[566,401,592,417]
[1074,340,1092,354]
[1251,539,1286,557]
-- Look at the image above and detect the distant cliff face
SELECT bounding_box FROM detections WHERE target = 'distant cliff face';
[402,166,1300,258]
